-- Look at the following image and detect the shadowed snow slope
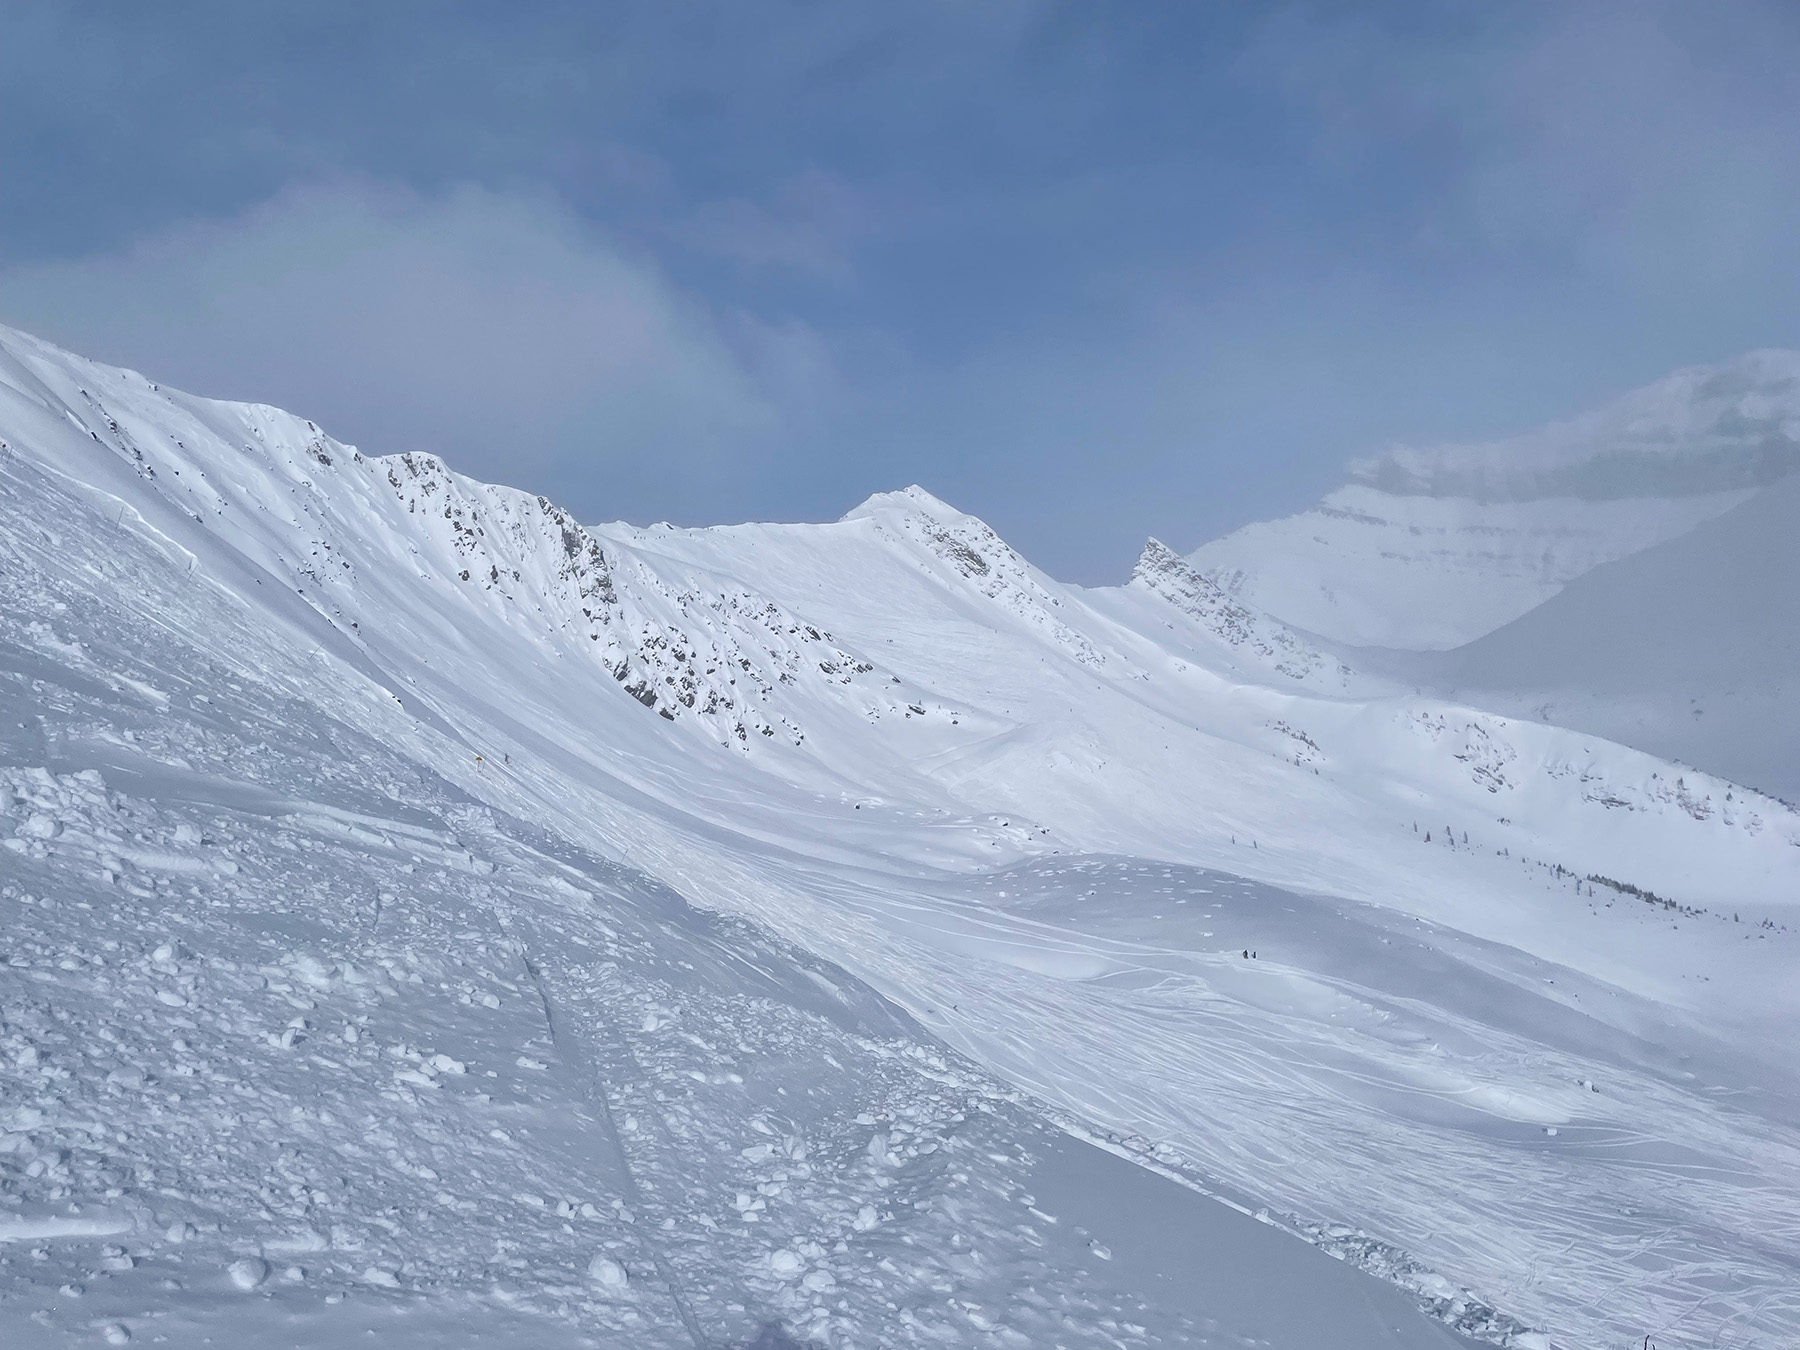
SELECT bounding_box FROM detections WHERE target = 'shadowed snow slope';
[3,322,1799,1349]
[1381,471,1800,802]
[1187,350,1800,649]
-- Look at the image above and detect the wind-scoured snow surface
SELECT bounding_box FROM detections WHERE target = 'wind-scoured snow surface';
[1188,351,1800,649]
[2,325,1799,1349]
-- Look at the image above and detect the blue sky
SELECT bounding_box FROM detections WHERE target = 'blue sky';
[4,1,1800,580]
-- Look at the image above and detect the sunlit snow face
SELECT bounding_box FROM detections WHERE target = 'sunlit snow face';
[3,323,1798,1350]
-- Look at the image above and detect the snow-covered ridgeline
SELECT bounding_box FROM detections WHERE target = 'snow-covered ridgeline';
[7,321,1796,909]
[4,321,1800,1348]
[0,326,962,757]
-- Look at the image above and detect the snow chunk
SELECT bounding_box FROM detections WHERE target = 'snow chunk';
[227,1257,268,1290]
[290,953,338,990]
[767,1249,804,1278]
[265,1228,328,1253]
[587,1255,628,1290]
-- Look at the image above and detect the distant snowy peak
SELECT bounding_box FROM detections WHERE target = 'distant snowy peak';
[1185,351,1800,650]
[1130,538,1351,689]
[1186,486,1753,650]
[1349,349,1800,502]
[1394,471,1800,801]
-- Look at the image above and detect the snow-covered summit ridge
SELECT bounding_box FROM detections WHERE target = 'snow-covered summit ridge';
[0,321,959,759]
[1348,349,1800,502]
[839,482,965,522]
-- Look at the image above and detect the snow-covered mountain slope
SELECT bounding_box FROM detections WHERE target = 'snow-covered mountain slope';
[5,458,1469,1350]
[1381,471,1800,803]
[4,321,1800,1349]
[1187,350,1800,649]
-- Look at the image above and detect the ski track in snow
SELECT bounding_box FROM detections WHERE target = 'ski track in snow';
[2,324,1799,1348]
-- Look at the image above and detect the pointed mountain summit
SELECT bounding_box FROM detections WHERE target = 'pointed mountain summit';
[839,482,967,522]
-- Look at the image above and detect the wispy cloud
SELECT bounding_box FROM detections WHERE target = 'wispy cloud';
[0,180,842,520]
[3,4,1799,582]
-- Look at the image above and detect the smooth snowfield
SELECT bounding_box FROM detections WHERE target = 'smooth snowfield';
[3,322,1800,1348]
